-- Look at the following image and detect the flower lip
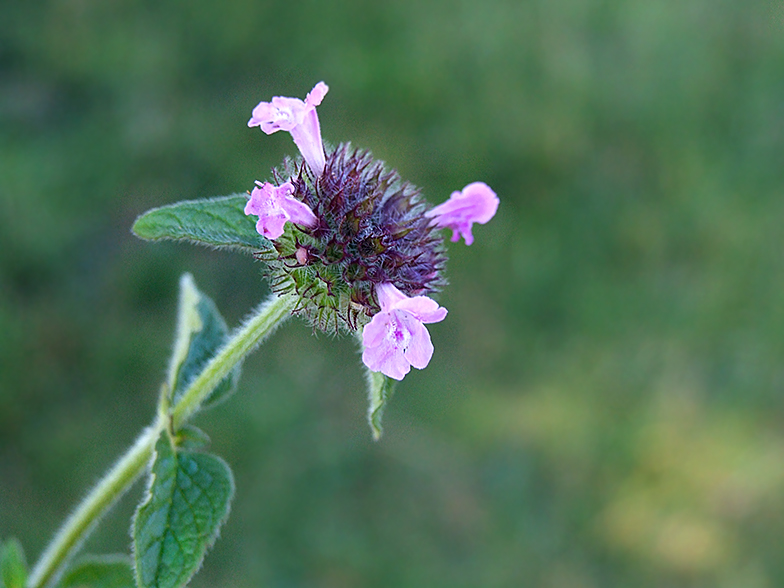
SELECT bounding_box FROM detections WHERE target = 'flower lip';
[248,82,329,176]
[426,181,499,245]
[362,282,447,380]
[248,96,305,133]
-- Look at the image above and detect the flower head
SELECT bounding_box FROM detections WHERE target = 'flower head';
[248,82,329,175]
[244,180,317,240]
[257,144,448,334]
[241,81,501,433]
[246,83,498,372]
[426,181,499,245]
[362,283,447,380]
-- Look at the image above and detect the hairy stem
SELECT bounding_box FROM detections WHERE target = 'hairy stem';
[27,293,296,588]
[25,424,162,588]
[171,293,295,430]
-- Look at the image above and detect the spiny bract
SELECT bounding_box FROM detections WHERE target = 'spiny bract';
[257,143,447,334]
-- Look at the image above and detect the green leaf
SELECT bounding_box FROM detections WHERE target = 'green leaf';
[59,555,134,588]
[132,194,269,254]
[133,431,234,588]
[365,369,397,441]
[172,424,211,451]
[0,539,27,588]
[167,273,240,409]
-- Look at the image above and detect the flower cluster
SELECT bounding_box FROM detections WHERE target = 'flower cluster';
[246,82,498,380]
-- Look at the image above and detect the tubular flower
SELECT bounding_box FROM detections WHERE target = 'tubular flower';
[248,82,329,176]
[362,283,447,380]
[244,181,317,240]
[425,181,499,245]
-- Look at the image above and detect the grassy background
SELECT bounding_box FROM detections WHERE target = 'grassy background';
[2,0,784,586]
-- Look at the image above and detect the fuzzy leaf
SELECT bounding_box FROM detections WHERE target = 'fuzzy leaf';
[365,369,397,441]
[133,432,234,588]
[172,425,211,452]
[132,194,269,253]
[0,539,27,588]
[168,274,239,409]
[59,555,134,588]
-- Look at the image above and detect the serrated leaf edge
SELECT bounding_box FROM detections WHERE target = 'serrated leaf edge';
[131,431,235,588]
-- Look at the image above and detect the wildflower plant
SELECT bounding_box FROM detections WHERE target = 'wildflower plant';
[2,82,498,588]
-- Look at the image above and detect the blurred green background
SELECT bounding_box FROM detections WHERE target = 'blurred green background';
[2,0,784,586]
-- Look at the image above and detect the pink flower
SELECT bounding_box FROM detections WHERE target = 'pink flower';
[362,283,448,380]
[244,181,318,240]
[425,181,499,245]
[248,82,329,176]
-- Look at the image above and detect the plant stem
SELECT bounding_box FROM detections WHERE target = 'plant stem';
[26,293,296,588]
[25,424,162,588]
[171,293,295,430]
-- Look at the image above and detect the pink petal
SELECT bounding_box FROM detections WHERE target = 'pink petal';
[381,348,411,381]
[362,335,410,380]
[244,182,276,217]
[426,181,499,245]
[256,212,288,240]
[244,181,316,239]
[362,285,446,380]
[248,83,329,176]
[248,96,307,133]
[395,295,448,324]
[305,82,329,107]
[362,312,390,349]
[362,307,417,380]
[376,282,408,311]
[281,195,318,228]
[402,318,434,370]
[289,108,326,176]
[459,182,499,224]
